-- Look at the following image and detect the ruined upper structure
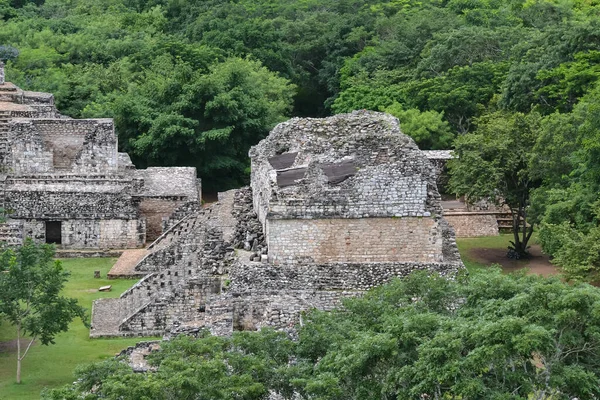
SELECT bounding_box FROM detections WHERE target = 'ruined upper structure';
[251,111,451,265]
[91,111,464,338]
[0,65,200,249]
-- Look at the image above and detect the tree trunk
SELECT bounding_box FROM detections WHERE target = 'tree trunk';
[17,357,21,384]
[509,206,534,259]
[16,324,21,384]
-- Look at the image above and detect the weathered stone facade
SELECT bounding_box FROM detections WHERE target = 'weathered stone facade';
[422,150,503,237]
[91,111,464,338]
[444,213,500,238]
[250,111,450,265]
[0,67,200,249]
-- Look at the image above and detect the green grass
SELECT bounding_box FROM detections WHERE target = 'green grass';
[456,234,513,272]
[0,236,548,399]
[0,258,156,400]
[456,233,542,273]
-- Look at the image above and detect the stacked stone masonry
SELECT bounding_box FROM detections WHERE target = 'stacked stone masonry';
[250,111,448,264]
[267,217,444,264]
[444,214,500,238]
[90,111,464,339]
[0,69,200,249]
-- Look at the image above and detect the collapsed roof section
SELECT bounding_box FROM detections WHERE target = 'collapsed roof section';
[250,110,443,225]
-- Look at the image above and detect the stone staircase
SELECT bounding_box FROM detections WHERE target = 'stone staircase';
[495,211,531,233]
[90,193,238,338]
[442,199,530,235]
[0,110,10,167]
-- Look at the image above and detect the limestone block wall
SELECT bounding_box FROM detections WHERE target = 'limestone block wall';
[134,167,201,241]
[22,91,54,105]
[0,219,24,246]
[8,119,117,174]
[20,218,145,249]
[268,169,432,220]
[227,291,361,332]
[249,111,444,231]
[229,260,460,292]
[6,121,53,173]
[97,219,145,248]
[10,105,60,119]
[118,278,222,335]
[138,198,187,241]
[161,201,201,232]
[134,168,200,200]
[4,176,139,219]
[445,214,499,237]
[267,217,444,264]
[21,219,45,244]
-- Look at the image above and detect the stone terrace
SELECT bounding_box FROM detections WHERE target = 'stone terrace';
[90,112,464,338]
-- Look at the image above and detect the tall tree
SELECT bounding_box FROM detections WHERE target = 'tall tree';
[0,239,87,383]
[449,111,541,258]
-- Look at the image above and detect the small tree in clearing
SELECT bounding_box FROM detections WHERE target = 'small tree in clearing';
[0,239,87,384]
[449,111,541,258]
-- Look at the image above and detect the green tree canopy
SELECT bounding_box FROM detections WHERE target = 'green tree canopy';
[0,239,87,384]
[449,111,541,257]
[43,269,600,399]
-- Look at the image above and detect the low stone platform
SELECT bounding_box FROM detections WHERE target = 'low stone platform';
[56,249,125,258]
[107,249,149,279]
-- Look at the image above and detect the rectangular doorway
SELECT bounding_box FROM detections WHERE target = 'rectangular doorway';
[45,221,62,245]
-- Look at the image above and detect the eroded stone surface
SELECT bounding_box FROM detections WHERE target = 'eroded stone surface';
[91,111,464,339]
[249,111,451,265]
[0,77,200,249]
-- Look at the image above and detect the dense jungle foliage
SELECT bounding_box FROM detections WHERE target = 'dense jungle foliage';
[42,269,600,400]
[1,0,600,275]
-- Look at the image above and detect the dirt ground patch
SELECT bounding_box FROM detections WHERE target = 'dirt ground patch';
[469,244,560,276]
[0,338,35,354]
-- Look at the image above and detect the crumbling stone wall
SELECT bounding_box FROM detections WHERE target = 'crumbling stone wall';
[139,198,188,240]
[229,260,460,292]
[91,185,463,338]
[90,192,237,338]
[134,167,200,241]
[4,176,140,219]
[9,119,117,174]
[22,91,54,105]
[18,218,146,249]
[0,77,200,250]
[250,111,447,264]
[90,112,465,339]
[231,187,267,260]
[1,174,146,248]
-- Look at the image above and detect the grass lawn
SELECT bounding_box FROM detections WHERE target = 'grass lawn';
[456,234,516,271]
[456,233,559,276]
[0,257,156,400]
[0,236,556,399]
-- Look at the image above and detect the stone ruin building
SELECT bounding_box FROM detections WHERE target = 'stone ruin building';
[423,150,510,238]
[90,110,464,338]
[0,64,200,250]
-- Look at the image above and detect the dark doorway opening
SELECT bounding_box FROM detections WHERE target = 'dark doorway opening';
[45,221,62,245]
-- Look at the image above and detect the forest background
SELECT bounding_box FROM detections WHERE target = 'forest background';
[1,0,600,278]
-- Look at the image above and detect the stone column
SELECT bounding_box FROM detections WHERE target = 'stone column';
[0,61,4,85]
